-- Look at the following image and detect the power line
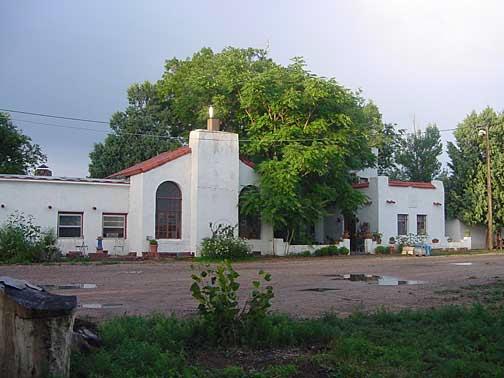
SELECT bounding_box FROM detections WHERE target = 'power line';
[5,107,457,142]
[0,108,109,124]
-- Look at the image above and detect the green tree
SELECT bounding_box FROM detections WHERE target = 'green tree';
[89,48,379,243]
[377,123,404,176]
[237,58,376,243]
[446,108,504,229]
[88,82,181,178]
[0,112,46,174]
[393,124,443,181]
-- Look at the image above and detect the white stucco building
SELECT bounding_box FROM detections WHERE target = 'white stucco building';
[0,120,456,256]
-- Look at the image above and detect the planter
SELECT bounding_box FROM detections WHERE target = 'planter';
[149,243,159,257]
[402,246,414,255]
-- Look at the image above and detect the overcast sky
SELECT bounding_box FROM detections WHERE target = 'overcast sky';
[1,0,503,177]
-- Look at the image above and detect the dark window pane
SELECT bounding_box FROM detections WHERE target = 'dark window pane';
[59,215,81,226]
[239,186,261,239]
[58,227,81,238]
[103,228,124,238]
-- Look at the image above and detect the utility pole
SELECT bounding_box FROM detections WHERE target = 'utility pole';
[481,124,494,250]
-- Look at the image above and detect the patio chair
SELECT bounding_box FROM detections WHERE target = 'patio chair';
[75,239,88,255]
[113,238,125,255]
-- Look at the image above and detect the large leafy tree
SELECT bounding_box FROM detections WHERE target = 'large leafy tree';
[446,108,504,229]
[392,124,443,181]
[89,47,379,242]
[237,58,376,242]
[0,112,46,174]
[89,82,181,178]
[377,122,404,176]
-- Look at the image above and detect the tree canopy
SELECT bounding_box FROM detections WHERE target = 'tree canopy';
[446,107,504,228]
[0,113,46,174]
[390,124,443,182]
[88,82,181,178]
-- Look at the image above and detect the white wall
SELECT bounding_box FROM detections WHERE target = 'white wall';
[376,177,445,245]
[189,129,240,255]
[446,218,486,249]
[0,178,129,255]
[127,152,193,254]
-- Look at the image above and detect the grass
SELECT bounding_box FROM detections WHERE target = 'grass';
[72,303,504,377]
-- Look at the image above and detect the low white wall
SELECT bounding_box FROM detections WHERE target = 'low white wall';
[269,238,351,256]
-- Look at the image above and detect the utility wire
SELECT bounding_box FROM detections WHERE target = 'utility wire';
[5,107,457,142]
[0,108,109,124]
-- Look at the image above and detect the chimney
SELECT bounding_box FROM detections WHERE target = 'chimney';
[35,164,52,176]
[207,105,220,131]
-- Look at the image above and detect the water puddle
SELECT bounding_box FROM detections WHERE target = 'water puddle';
[80,303,123,309]
[331,274,424,286]
[41,283,97,290]
[300,288,341,292]
[451,262,473,266]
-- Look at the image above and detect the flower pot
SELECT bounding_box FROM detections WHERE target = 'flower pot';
[149,243,158,256]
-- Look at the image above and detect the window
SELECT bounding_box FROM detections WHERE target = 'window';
[397,214,408,235]
[239,186,261,239]
[103,214,126,238]
[417,214,427,235]
[156,181,181,239]
[58,212,82,238]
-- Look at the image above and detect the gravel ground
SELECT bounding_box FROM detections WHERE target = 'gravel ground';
[1,253,502,321]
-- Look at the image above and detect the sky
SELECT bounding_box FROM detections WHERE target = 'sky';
[1,0,503,177]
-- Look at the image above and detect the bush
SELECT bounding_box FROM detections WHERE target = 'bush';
[190,261,274,344]
[338,246,349,255]
[374,246,390,254]
[0,211,60,263]
[200,223,251,260]
[313,245,349,256]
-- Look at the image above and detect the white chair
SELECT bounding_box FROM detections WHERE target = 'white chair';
[75,239,88,255]
[113,238,125,255]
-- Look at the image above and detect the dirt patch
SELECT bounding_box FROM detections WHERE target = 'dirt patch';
[1,254,503,321]
[191,346,328,377]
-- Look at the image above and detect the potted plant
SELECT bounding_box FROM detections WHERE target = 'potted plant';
[372,232,382,244]
[149,239,158,256]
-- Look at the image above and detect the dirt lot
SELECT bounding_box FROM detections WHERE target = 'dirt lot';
[1,253,503,321]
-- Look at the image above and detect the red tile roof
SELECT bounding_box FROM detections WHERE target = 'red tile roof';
[107,146,191,178]
[388,179,436,189]
[352,182,369,189]
[239,156,256,168]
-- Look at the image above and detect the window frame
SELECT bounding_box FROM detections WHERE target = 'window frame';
[416,214,427,235]
[397,214,408,236]
[57,212,83,238]
[155,181,182,240]
[102,213,127,239]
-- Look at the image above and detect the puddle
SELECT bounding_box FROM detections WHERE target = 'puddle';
[331,274,424,286]
[80,303,123,309]
[41,283,97,290]
[300,288,341,292]
[451,262,473,266]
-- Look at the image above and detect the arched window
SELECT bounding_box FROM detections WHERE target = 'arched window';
[239,186,261,240]
[156,181,181,239]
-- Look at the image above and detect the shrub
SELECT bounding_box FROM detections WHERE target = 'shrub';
[313,245,349,256]
[338,246,349,255]
[374,246,390,254]
[190,261,274,344]
[200,223,251,260]
[0,211,60,263]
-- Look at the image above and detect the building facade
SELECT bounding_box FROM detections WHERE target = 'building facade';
[0,123,454,256]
